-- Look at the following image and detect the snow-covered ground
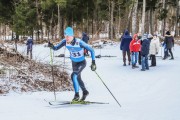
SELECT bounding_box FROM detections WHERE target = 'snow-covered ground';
[0,42,180,120]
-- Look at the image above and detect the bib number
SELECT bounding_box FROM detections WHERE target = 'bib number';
[71,51,82,58]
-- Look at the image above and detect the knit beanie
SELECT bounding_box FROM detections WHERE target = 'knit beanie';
[64,27,74,36]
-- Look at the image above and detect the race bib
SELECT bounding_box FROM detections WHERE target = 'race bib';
[70,50,84,58]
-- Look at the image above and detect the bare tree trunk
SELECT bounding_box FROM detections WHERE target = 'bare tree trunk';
[175,0,180,37]
[15,38,17,51]
[36,0,41,41]
[4,25,6,41]
[108,0,111,39]
[149,8,153,34]
[110,0,114,40]
[118,6,121,37]
[0,23,2,40]
[57,4,61,39]
[152,10,155,33]
[126,5,133,31]
[40,15,43,41]
[94,0,99,39]
[50,11,54,40]
[91,17,94,40]
[138,8,142,33]
[141,0,146,35]
[161,0,166,36]
[86,2,89,33]
[132,0,138,36]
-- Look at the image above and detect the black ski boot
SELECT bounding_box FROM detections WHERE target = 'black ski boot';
[72,92,80,101]
[80,90,89,101]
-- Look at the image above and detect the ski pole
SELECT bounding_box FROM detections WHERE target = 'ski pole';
[94,70,121,108]
[49,40,56,101]
[61,46,66,86]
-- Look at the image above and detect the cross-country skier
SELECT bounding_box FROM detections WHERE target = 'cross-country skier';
[48,27,96,101]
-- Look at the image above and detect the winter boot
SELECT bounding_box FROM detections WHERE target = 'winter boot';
[169,57,174,60]
[132,64,135,69]
[141,69,145,71]
[123,63,126,66]
[80,90,89,101]
[72,92,80,101]
[135,64,139,68]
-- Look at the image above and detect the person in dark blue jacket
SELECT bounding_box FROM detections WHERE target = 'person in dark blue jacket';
[120,30,132,66]
[141,38,150,71]
[26,37,33,59]
[48,27,96,101]
[82,32,90,56]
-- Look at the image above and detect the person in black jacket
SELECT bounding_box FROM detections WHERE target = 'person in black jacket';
[120,30,132,66]
[163,31,174,60]
[82,32,90,56]
[141,38,150,71]
[138,33,142,65]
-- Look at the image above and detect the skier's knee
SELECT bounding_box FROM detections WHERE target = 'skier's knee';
[71,72,78,80]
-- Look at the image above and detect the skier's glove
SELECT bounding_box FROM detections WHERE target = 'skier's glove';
[131,52,134,55]
[91,60,96,71]
[48,42,54,48]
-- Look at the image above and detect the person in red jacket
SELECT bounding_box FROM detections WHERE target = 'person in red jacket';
[129,34,141,69]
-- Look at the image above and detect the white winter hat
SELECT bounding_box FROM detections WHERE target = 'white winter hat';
[147,34,153,38]
[28,37,31,39]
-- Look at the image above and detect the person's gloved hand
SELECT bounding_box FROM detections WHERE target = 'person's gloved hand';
[91,60,96,71]
[48,42,54,48]
[156,52,158,54]
[120,47,122,50]
[131,52,134,55]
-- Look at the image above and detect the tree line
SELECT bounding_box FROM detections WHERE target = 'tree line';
[0,0,179,41]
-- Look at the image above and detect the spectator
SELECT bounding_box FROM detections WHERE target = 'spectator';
[82,32,90,56]
[120,30,132,66]
[163,31,174,60]
[26,37,33,59]
[149,34,160,66]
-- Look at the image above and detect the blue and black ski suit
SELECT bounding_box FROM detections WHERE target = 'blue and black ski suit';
[52,38,95,93]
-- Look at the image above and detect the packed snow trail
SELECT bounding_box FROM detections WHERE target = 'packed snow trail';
[0,43,180,120]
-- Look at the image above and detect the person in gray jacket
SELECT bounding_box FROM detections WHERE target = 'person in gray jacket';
[149,34,160,66]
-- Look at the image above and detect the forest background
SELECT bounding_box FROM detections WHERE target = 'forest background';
[0,0,180,43]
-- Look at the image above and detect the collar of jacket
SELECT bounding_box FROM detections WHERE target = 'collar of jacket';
[165,35,172,37]
[69,37,76,46]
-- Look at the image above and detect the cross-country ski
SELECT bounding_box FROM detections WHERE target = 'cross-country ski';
[48,100,109,106]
